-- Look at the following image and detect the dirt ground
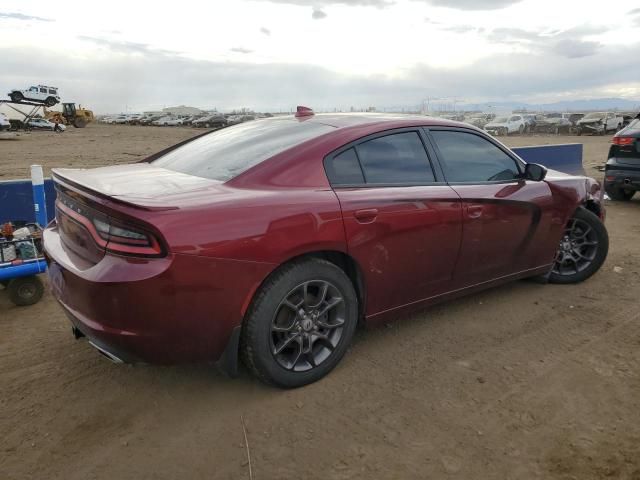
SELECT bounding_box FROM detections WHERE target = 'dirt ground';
[1,124,639,479]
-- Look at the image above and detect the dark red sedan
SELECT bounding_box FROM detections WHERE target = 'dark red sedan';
[44,109,609,387]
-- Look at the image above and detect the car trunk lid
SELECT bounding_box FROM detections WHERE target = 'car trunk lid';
[52,164,229,263]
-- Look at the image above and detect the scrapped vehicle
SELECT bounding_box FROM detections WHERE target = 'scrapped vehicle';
[534,113,571,134]
[464,114,493,129]
[139,114,164,125]
[0,113,10,131]
[44,110,609,388]
[27,118,66,131]
[484,115,526,136]
[576,112,623,135]
[522,114,537,133]
[152,116,183,126]
[604,113,640,201]
[192,114,227,128]
[8,85,60,106]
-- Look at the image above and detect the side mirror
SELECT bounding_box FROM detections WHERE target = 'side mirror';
[524,163,547,182]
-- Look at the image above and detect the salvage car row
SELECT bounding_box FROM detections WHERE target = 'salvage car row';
[98,112,268,128]
[456,111,634,136]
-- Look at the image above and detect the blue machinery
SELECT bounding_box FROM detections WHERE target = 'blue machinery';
[1,165,48,305]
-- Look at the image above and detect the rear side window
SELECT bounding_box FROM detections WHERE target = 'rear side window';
[355,132,435,184]
[431,130,521,182]
[325,148,364,185]
[153,118,334,181]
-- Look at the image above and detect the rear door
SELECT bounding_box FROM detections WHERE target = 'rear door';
[427,128,558,287]
[325,128,462,317]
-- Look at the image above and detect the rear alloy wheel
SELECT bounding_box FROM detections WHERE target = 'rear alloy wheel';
[45,97,57,107]
[10,92,23,103]
[549,208,608,284]
[241,259,358,388]
[605,185,635,201]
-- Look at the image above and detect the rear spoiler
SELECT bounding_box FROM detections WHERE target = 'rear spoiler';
[51,171,177,212]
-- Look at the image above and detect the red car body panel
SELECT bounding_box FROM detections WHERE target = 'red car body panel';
[43,114,603,367]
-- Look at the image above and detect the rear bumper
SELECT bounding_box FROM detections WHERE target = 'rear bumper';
[43,223,274,365]
[605,158,640,191]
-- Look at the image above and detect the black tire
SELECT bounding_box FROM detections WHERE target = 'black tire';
[518,124,524,134]
[45,97,57,107]
[549,208,608,284]
[7,276,44,306]
[577,128,582,136]
[241,258,358,388]
[605,185,635,201]
[10,92,23,103]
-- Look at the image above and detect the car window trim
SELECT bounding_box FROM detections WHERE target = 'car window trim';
[423,126,526,185]
[324,127,445,188]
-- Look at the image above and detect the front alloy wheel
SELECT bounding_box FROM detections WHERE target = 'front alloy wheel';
[241,259,358,388]
[549,208,608,284]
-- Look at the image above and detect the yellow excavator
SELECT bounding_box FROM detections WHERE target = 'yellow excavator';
[45,103,94,128]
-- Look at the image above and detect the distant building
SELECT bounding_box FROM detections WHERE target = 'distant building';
[162,105,205,116]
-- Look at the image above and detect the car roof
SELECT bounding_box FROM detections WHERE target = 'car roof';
[272,113,475,132]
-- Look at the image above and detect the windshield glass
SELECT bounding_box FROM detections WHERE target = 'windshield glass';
[584,112,605,119]
[153,117,334,181]
[628,118,640,129]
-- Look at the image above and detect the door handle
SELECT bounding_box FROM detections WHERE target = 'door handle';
[354,208,378,223]
[467,205,483,219]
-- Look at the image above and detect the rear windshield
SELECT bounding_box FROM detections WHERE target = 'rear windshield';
[153,118,334,181]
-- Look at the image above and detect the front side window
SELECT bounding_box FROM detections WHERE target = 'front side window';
[355,132,435,184]
[40,88,47,93]
[431,130,521,183]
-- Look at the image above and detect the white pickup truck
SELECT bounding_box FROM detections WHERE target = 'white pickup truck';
[576,112,623,135]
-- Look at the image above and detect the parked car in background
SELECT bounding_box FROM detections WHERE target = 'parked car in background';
[464,114,493,129]
[111,115,129,124]
[533,113,568,134]
[0,113,10,131]
[604,112,640,201]
[126,114,144,125]
[484,115,526,136]
[522,114,537,133]
[152,116,183,126]
[8,85,60,106]
[576,112,623,135]
[44,111,608,388]
[192,114,227,128]
[139,114,164,125]
[28,118,66,131]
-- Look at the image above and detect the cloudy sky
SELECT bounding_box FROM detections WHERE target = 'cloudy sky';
[1,0,639,113]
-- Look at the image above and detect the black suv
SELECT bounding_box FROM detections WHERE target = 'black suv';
[605,113,640,201]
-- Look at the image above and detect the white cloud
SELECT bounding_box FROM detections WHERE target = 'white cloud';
[0,0,638,112]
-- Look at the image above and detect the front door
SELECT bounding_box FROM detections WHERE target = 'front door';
[427,128,559,287]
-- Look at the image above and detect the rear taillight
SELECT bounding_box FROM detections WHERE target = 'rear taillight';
[612,137,635,146]
[56,200,164,257]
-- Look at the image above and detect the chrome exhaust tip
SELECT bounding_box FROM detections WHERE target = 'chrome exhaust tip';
[88,341,124,364]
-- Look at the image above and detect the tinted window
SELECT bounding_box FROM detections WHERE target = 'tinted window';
[154,118,334,181]
[355,132,435,184]
[326,148,364,185]
[40,88,47,93]
[431,131,521,182]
